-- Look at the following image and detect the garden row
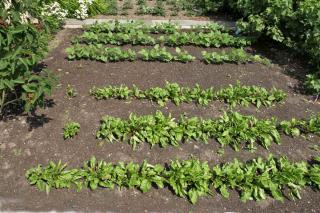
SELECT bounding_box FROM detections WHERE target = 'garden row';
[84,22,228,34]
[75,22,249,48]
[74,31,250,48]
[67,45,269,64]
[63,110,320,151]
[26,155,320,204]
[90,82,286,107]
[66,22,268,64]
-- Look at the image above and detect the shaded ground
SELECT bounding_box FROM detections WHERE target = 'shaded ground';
[0,28,320,212]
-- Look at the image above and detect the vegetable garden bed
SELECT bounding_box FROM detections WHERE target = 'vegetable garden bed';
[0,20,320,212]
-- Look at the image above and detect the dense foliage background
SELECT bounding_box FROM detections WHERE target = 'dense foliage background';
[0,0,64,117]
[202,0,320,95]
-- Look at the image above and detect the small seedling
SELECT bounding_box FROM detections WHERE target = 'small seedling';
[63,121,80,139]
[13,148,22,156]
[66,84,77,98]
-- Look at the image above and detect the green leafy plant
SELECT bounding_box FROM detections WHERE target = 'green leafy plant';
[63,121,81,139]
[26,155,320,203]
[66,84,77,98]
[279,113,320,137]
[139,45,195,63]
[88,0,110,16]
[136,0,165,16]
[174,48,196,62]
[202,49,269,65]
[212,155,310,201]
[215,82,285,108]
[84,21,149,34]
[96,110,320,150]
[150,22,180,34]
[85,21,229,35]
[304,74,320,101]
[161,31,251,48]
[165,158,212,204]
[66,44,136,62]
[0,1,57,117]
[139,45,174,62]
[90,81,286,108]
[104,0,118,15]
[96,110,282,151]
[26,160,83,194]
[73,31,156,46]
[81,21,251,48]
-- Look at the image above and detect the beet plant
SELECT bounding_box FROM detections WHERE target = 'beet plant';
[63,121,80,139]
[90,81,286,108]
[202,49,269,65]
[26,155,320,203]
[96,110,320,151]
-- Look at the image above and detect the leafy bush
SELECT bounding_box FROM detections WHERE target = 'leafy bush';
[88,0,110,16]
[0,0,57,117]
[304,74,320,100]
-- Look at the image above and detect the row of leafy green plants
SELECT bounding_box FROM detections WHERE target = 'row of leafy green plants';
[26,155,320,204]
[90,81,286,107]
[66,44,269,64]
[0,0,67,117]
[73,30,250,48]
[62,109,320,151]
[85,21,228,34]
[95,111,320,150]
[75,21,250,48]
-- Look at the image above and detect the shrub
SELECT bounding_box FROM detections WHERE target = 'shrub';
[0,0,58,117]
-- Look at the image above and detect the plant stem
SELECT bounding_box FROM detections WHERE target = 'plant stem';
[0,90,6,116]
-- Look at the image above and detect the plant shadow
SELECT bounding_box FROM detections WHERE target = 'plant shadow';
[249,38,312,95]
[1,99,55,130]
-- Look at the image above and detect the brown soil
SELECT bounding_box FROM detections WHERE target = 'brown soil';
[0,28,320,212]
